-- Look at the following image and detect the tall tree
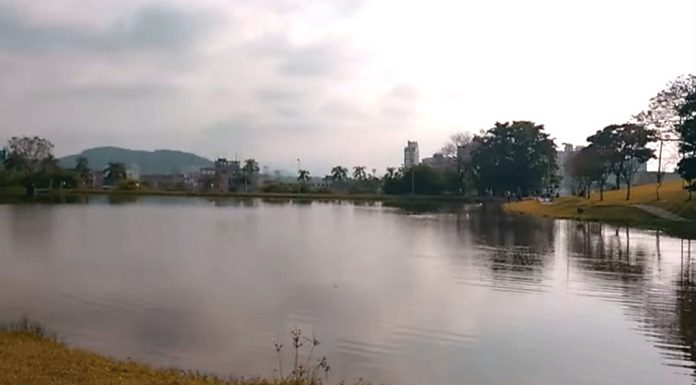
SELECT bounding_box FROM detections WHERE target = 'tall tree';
[384,167,397,180]
[470,121,557,196]
[104,162,127,185]
[383,165,444,195]
[4,136,55,173]
[568,146,612,200]
[75,156,91,186]
[440,132,472,158]
[352,166,367,181]
[330,166,348,181]
[587,126,624,189]
[297,169,310,183]
[634,74,696,198]
[241,159,259,192]
[676,88,696,199]
[635,74,696,136]
[615,124,657,200]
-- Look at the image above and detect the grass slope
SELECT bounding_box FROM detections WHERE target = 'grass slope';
[504,180,696,238]
[0,328,323,385]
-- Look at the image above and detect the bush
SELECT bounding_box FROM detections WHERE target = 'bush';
[348,182,378,195]
[313,187,333,194]
[0,185,26,196]
[262,183,294,193]
[117,179,141,191]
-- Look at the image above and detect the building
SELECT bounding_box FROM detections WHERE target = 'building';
[140,174,185,190]
[557,143,583,195]
[558,143,651,195]
[404,141,419,168]
[421,153,454,172]
[193,167,216,191]
[213,158,241,192]
[126,164,140,181]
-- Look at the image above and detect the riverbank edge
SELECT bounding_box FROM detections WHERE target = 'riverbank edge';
[0,328,328,385]
[3,188,480,203]
[503,198,696,239]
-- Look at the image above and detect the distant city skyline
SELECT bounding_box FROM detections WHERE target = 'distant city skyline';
[1,0,694,175]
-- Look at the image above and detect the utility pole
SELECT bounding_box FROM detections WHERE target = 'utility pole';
[297,158,301,193]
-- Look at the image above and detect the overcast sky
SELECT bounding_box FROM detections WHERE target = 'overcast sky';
[0,0,694,174]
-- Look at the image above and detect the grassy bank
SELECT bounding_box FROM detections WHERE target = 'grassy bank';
[504,180,696,238]
[0,324,326,385]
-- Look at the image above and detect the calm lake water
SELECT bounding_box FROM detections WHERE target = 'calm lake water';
[1,196,695,384]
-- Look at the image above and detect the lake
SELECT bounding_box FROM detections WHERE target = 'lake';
[0,196,695,385]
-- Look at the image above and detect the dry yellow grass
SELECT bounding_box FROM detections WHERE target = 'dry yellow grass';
[0,330,319,385]
[504,180,696,238]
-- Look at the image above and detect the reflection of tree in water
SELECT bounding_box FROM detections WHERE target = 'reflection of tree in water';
[107,194,140,205]
[463,204,555,253]
[488,247,548,274]
[458,205,556,289]
[382,200,466,214]
[260,198,292,205]
[569,222,696,378]
[568,222,647,280]
[207,198,259,207]
[675,265,696,376]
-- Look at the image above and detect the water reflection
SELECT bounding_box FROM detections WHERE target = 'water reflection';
[0,199,695,384]
[568,222,696,377]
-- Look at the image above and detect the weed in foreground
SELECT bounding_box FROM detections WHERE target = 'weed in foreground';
[273,328,330,385]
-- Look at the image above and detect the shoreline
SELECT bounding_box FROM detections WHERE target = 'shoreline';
[0,328,321,385]
[2,188,481,204]
[503,181,696,239]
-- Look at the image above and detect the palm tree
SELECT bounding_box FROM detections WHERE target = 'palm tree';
[352,166,367,181]
[297,169,310,183]
[384,167,396,180]
[330,166,348,181]
[75,156,91,186]
[241,159,260,192]
[323,175,332,188]
[104,162,127,186]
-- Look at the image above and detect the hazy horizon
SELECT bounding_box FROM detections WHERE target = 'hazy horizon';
[1,0,694,174]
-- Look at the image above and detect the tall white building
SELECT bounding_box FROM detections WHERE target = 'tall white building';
[404,141,419,168]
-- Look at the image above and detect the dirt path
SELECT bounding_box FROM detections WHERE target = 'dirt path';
[632,204,688,222]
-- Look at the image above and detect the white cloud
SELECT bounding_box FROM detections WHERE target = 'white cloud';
[0,0,694,174]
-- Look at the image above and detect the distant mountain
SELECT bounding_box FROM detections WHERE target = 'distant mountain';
[59,147,213,175]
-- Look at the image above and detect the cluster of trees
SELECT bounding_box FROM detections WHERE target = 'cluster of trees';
[1,136,81,193]
[568,124,656,200]
[0,135,139,195]
[309,120,560,197]
[470,121,557,197]
[382,165,462,195]
[8,74,694,200]
[676,79,696,198]
[567,74,696,201]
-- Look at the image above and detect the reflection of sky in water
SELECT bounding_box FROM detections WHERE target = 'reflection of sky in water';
[0,198,694,385]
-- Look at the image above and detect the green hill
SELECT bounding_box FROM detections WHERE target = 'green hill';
[59,147,213,175]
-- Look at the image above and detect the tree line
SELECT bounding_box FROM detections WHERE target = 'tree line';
[2,74,695,199]
[567,74,696,201]
[0,135,145,193]
[302,120,559,197]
